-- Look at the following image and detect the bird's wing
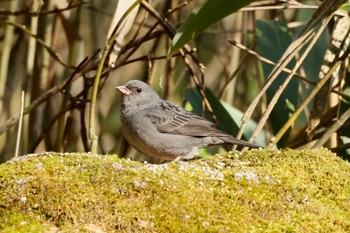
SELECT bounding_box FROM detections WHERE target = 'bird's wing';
[145,100,228,137]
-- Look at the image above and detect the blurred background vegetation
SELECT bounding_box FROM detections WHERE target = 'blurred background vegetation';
[0,0,349,163]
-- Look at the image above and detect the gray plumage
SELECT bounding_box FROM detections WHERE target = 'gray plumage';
[116,80,260,161]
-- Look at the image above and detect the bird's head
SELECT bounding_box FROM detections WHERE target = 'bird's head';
[116,80,161,110]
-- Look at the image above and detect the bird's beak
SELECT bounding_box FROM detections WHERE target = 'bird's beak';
[116,85,131,96]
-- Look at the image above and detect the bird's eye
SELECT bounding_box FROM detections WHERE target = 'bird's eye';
[136,88,142,93]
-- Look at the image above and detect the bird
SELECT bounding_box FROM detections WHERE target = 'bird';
[116,80,261,162]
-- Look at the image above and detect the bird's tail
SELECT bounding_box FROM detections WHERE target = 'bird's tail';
[222,136,262,149]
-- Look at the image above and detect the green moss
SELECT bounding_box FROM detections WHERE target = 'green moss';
[0,210,48,233]
[0,149,349,232]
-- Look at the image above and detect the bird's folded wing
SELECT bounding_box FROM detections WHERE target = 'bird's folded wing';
[145,101,229,137]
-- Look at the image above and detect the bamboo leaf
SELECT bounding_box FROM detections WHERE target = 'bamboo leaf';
[170,0,255,53]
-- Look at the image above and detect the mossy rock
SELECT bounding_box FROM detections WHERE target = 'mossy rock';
[0,149,350,232]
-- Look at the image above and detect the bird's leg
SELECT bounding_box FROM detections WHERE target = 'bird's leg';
[173,156,182,162]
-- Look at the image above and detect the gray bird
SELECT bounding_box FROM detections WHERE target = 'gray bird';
[116,80,261,161]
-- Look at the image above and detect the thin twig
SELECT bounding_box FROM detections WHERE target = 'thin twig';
[218,46,251,99]
[15,91,25,158]
[312,105,350,148]
[270,60,342,146]
[89,0,142,153]
[229,41,309,83]
[141,0,214,120]
[165,1,189,15]
[4,21,74,69]
[237,0,343,148]
[240,5,318,12]
[122,52,193,66]
[0,56,91,135]
[230,40,350,100]
[258,19,330,147]
[0,2,86,16]
[235,28,314,148]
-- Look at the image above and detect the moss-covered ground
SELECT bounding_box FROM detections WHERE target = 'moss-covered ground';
[0,148,349,232]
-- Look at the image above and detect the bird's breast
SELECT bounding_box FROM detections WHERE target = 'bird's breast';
[121,112,155,143]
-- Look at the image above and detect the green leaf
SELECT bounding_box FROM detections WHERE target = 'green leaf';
[285,99,296,112]
[340,1,350,12]
[296,8,328,90]
[170,0,255,53]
